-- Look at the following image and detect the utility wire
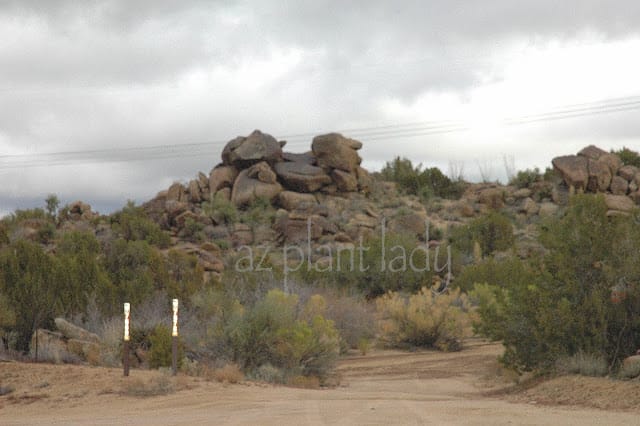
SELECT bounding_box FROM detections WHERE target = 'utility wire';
[1,94,639,169]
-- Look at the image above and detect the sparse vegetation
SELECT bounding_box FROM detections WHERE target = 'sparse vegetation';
[120,372,174,397]
[556,351,609,377]
[613,146,640,167]
[376,287,473,352]
[381,157,466,200]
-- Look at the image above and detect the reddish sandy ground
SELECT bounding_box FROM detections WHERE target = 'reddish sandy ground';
[1,339,639,425]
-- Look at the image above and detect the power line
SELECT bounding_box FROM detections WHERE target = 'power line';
[1,94,639,169]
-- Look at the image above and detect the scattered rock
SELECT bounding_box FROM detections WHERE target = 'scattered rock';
[513,188,532,199]
[519,197,540,216]
[610,176,629,196]
[604,194,635,212]
[618,165,638,182]
[538,202,559,217]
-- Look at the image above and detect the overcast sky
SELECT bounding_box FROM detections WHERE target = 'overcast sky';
[1,1,640,216]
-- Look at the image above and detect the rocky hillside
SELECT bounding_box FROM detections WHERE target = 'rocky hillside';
[6,131,639,283]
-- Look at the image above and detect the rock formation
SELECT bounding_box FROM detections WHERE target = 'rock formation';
[551,145,640,215]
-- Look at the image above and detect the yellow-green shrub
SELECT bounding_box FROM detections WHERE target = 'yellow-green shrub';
[376,287,473,351]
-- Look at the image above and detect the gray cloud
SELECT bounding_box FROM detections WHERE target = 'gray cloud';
[1,1,640,215]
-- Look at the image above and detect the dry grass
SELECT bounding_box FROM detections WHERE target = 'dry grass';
[120,372,174,397]
[287,375,320,389]
[210,363,244,384]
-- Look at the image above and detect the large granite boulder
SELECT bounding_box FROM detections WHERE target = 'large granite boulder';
[618,165,638,182]
[231,169,283,207]
[311,133,362,172]
[587,159,612,192]
[246,161,277,184]
[209,165,238,193]
[273,161,332,192]
[610,176,629,195]
[605,194,635,212]
[552,155,588,191]
[222,130,283,166]
[331,169,358,192]
[578,145,607,160]
[278,191,318,211]
[598,152,623,176]
[54,318,100,343]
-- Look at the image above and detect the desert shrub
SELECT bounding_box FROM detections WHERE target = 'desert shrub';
[148,325,184,370]
[556,351,608,377]
[121,372,174,397]
[179,217,205,242]
[241,196,277,225]
[185,286,244,362]
[301,232,441,298]
[110,201,170,248]
[618,360,640,379]
[164,249,205,303]
[0,240,60,351]
[376,287,473,351]
[473,194,640,372]
[214,239,230,250]
[227,290,340,382]
[323,294,376,353]
[381,157,466,200]
[203,193,238,225]
[102,239,169,312]
[455,256,531,293]
[251,363,286,384]
[357,337,371,355]
[211,363,244,383]
[450,211,514,257]
[509,168,543,189]
[613,147,640,167]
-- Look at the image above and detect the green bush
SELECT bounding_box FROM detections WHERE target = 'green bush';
[509,168,543,189]
[613,147,640,168]
[381,157,466,200]
[203,193,238,225]
[149,325,184,369]
[473,194,640,372]
[110,201,170,248]
[241,196,276,225]
[227,290,340,381]
[450,211,514,257]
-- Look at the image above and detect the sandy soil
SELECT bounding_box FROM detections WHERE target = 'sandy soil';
[1,339,639,425]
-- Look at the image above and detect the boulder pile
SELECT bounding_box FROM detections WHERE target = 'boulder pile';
[552,145,640,214]
[144,130,375,275]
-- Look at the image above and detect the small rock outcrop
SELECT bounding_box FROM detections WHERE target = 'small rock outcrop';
[552,145,640,214]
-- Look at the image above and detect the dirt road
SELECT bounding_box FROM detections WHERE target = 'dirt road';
[2,340,638,425]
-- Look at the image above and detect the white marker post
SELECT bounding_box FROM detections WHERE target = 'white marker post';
[123,302,130,377]
[172,299,178,376]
